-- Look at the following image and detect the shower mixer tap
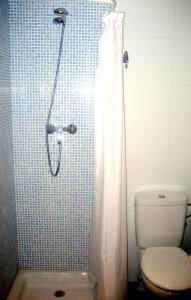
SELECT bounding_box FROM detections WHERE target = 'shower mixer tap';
[46,124,77,135]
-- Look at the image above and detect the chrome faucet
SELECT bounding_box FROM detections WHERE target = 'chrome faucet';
[46,124,77,135]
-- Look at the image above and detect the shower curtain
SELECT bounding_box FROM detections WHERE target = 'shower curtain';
[89,11,127,300]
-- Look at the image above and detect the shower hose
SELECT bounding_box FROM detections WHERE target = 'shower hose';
[46,22,65,177]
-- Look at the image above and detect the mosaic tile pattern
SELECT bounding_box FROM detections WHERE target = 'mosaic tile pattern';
[0,0,18,299]
[10,0,109,270]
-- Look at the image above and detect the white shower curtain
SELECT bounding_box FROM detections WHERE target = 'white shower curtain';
[89,11,127,300]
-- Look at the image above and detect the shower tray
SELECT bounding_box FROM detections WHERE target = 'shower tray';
[7,271,96,300]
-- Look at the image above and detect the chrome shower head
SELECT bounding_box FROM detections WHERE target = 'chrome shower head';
[54,8,68,15]
[53,7,68,24]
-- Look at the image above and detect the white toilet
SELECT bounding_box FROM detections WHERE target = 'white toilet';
[135,190,191,297]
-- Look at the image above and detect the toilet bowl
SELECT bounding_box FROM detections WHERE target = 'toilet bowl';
[140,247,191,297]
[135,190,191,298]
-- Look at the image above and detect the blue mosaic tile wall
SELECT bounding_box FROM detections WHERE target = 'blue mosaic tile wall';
[0,0,18,298]
[9,0,109,270]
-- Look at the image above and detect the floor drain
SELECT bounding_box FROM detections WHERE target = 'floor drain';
[54,290,66,297]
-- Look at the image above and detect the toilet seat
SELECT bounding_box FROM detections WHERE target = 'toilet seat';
[141,247,191,292]
[141,271,179,297]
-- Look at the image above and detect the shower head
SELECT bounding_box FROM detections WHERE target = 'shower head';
[54,8,68,15]
[53,8,68,24]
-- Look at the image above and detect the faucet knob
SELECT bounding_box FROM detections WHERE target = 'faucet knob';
[64,124,77,134]
[46,123,57,134]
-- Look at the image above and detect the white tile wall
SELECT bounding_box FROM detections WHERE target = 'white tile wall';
[125,84,171,129]
[175,0,191,38]
[168,131,191,171]
[123,0,175,38]
[125,38,174,83]
[173,39,191,85]
[118,0,191,281]
[126,129,169,171]
[166,172,191,197]
[170,86,191,129]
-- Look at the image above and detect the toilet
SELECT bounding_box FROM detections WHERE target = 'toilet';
[135,190,191,297]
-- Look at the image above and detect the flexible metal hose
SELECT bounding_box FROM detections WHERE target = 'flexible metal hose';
[46,23,65,177]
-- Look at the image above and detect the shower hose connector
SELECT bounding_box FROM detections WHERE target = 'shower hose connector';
[46,124,77,141]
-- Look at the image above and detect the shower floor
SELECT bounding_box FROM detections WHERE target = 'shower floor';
[7,271,95,300]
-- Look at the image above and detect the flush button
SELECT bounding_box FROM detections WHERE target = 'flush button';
[158,194,165,198]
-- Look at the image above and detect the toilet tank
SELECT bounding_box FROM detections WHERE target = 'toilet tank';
[135,191,187,248]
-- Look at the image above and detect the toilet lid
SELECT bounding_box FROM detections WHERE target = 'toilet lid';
[141,247,191,291]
